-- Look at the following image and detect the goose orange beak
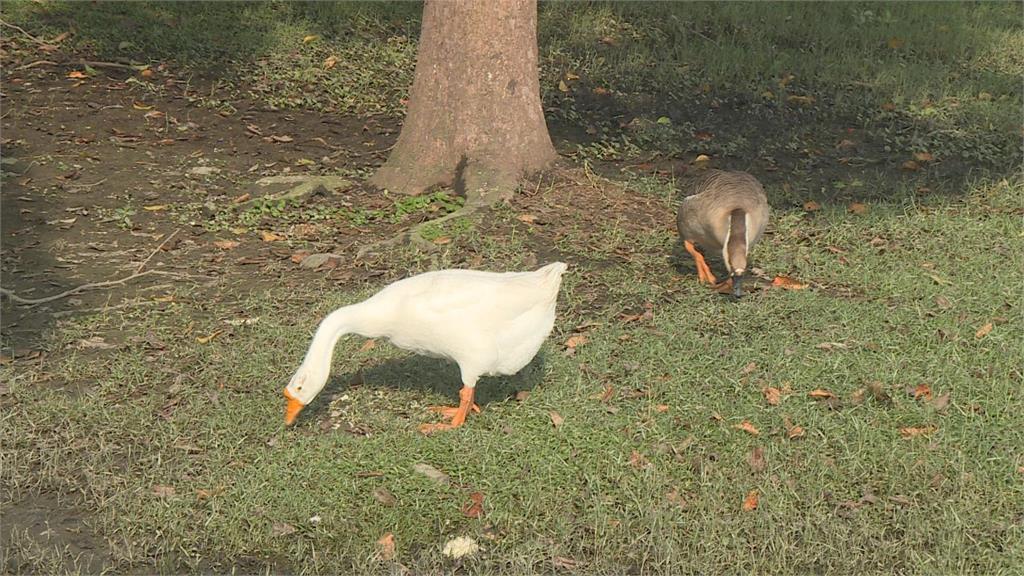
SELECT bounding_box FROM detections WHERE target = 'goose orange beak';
[284,388,304,425]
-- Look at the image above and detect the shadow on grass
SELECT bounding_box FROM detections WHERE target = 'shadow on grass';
[296,352,548,423]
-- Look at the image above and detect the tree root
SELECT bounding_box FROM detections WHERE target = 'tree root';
[357,205,481,259]
[235,175,352,209]
[0,270,198,308]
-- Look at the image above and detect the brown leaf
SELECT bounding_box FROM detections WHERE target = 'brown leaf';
[151,484,176,497]
[302,34,320,43]
[901,160,921,172]
[558,79,570,93]
[629,450,650,469]
[376,532,396,561]
[462,492,484,518]
[848,202,869,215]
[592,87,610,95]
[787,425,805,440]
[565,334,588,349]
[359,339,377,353]
[270,134,294,143]
[931,393,950,411]
[786,95,816,106]
[851,388,867,405]
[67,70,88,79]
[748,447,766,473]
[271,521,297,537]
[549,411,564,429]
[213,239,240,250]
[195,330,223,344]
[372,487,396,507]
[741,362,757,376]
[553,556,580,570]
[323,55,338,70]
[598,384,615,403]
[974,322,993,339]
[132,101,153,110]
[867,381,893,404]
[808,389,835,399]
[912,383,933,401]
[665,488,688,509]
[412,463,449,485]
[514,390,530,402]
[260,230,284,242]
[763,387,782,406]
[880,102,896,111]
[935,295,952,309]
[802,200,822,212]
[887,37,905,49]
[742,489,759,511]
[899,425,937,438]
[694,130,714,141]
[517,214,538,224]
[654,404,670,413]
[734,420,760,436]
[835,139,857,150]
[772,276,809,290]
[914,151,935,162]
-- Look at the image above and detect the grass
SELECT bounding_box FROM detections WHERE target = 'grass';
[3,177,1022,574]
[2,1,1023,574]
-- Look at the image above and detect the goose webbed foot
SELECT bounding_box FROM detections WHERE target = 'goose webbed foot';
[419,386,478,434]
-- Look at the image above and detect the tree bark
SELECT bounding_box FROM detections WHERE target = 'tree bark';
[370,0,557,206]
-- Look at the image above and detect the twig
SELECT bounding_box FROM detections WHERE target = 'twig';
[0,19,45,45]
[1,270,161,307]
[81,59,147,71]
[16,59,57,71]
[136,228,179,273]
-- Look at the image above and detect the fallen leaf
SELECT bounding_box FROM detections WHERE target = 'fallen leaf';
[376,533,396,561]
[787,425,805,440]
[772,276,809,290]
[299,253,334,269]
[77,336,117,350]
[848,202,868,215]
[302,34,320,43]
[514,390,530,402]
[598,384,615,403]
[742,489,759,511]
[413,463,449,485]
[809,389,835,400]
[786,95,815,106]
[359,339,376,353]
[272,521,297,537]
[323,55,338,69]
[692,154,711,166]
[629,450,651,469]
[735,420,760,436]
[900,425,937,438]
[67,70,88,79]
[851,388,867,405]
[372,487,397,507]
[213,239,240,250]
[260,230,284,242]
[881,102,896,111]
[132,101,153,110]
[289,250,311,264]
[931,393,950,411]
[763,387,782,406]
[553,556,580,570]
[558,79,570,93]
[867,381,892,404]
[935,295,952,309]
[887,37,905,49]
[741,362,758,376]
[803,200,822,212]
[549,411,564,429]
[694,130,714,141]
[974,322,993,339]
[836,139,857,150]
[517,214,538,224]
[195,330,222,344]
[914,151,935,162]
[140,68,154,78]
[665,488,688,509]
[151,484,176,497]
[143,204,168,211]
[462,492,484,518]
[748,447,766,472]
[270,134,294,143]
[901,160,921,171]
[592,87,610,95]
[432,236,451,245]
[564,334,588,349]
[442,536,479,559]
[144,110,165,120]
[655,404,670,413]
[912,383,933,401]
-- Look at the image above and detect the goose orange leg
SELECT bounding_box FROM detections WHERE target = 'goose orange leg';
[683,240,718,285]
[419,387,480,434]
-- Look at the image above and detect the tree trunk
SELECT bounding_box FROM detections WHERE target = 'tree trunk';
[370,0,557,206]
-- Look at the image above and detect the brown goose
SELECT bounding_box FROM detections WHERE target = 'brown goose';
[676,170,769,297]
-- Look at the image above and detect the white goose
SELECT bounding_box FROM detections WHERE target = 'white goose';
[284,262,569,433]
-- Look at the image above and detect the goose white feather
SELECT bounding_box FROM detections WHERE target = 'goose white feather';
[284,262,568,430]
